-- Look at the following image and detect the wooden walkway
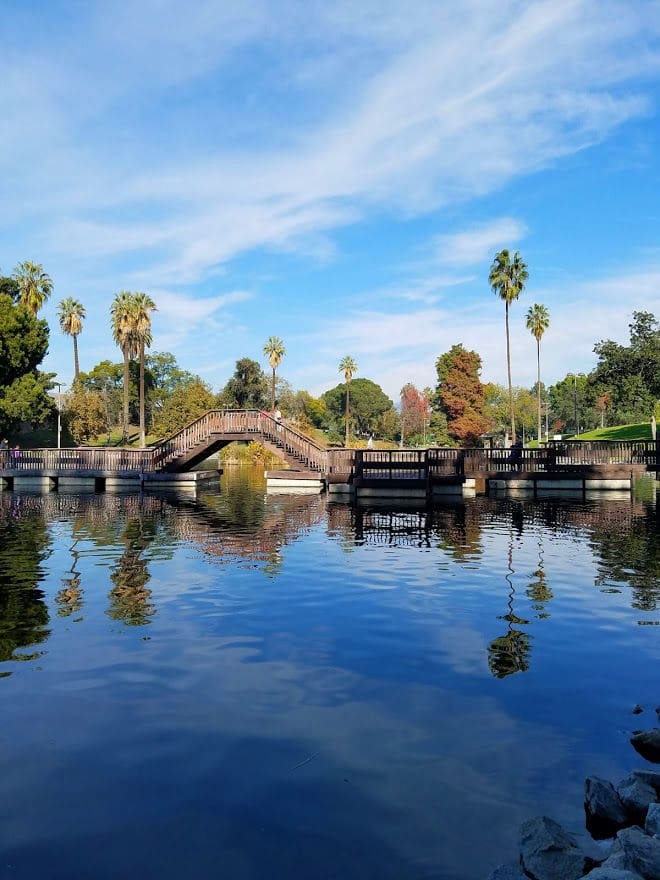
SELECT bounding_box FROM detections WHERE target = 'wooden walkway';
[1,409,657,497]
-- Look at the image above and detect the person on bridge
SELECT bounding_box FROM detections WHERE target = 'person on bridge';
[274,404,282,432]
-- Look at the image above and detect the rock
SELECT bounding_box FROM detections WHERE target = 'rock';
[630,730,660,763]
[633,706,645,715]
[519,815,587,880]
[585,868,645,879]
[486,866,528,879]
[586,776,629,837]
[617,775,658,823]
[630,769,660,794]
[603,826,660,879]
[645,803,660,837]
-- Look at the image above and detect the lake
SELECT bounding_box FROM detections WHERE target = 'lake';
[0,468,658,879]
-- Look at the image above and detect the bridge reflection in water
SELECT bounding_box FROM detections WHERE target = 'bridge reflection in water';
[0,480,657,680]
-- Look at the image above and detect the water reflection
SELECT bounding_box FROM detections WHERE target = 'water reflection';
[55,539,83,618]
[488,524,532,678]
[0,474,658,879]
[108,516,157,626]
[0,494,51,664]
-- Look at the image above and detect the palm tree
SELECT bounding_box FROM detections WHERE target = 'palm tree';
[339,355,357,447]
[263,336,286,412]
[489,249,528,443]
[57,297,86,383]
[526,303,550,444]
[131,292,157,446]
[13,261,53,315]
[111,291,138,443]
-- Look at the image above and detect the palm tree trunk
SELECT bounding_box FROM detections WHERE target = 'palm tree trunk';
[73,334,80,383]
[123,349,130,443]
[139,342,146,447]
[506,301,516,443]
[271,368,276,412]
[536,339,541,444]
[345,381,350,447]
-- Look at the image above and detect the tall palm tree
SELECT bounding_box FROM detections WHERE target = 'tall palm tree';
[57,297,86,383]
[13,260,53,315]
[339,355,357,447]
[263,336,286,412]
[131,292,157,446]
[111,291,138,443]
[526,303,550,444]
[489,249,528,443]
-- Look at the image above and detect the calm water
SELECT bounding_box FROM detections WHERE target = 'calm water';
[0,469,658,880]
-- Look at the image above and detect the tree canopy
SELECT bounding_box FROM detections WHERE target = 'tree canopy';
[322,377,392,436]
[0,293,54,437]
[221,358,269,410]
[434,344,490,445]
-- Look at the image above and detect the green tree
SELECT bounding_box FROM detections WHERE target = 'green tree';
[0,273,19,300]
[111,291,139,442]
[489,249,528,442]
[526,303,550,444]
[57,297,86,383]
[591,311,659,423]
[130,292,157,446]
[434,344,491,446]
[338,355,357,446]
[263,336,286,412]
[79,360,125,436]
[0,293,52,437]
[152,378,217,437]
[323,377,392,440]
[221,358,269,410]
[12,261,53,315]
[65,385,107,443]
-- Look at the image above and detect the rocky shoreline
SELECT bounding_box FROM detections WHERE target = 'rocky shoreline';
[487,722,660,879]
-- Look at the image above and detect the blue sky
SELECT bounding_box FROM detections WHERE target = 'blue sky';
[2,0,660,401]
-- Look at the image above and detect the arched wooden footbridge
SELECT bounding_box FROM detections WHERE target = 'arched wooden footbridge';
[152,409,328,472]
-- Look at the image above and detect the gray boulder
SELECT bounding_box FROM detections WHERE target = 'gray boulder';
[519,815,587,880]
[645,803,660,838]
[486,866,528,879]
[630,730,660,763]
[617,775,657,823]
[585,868,645,879]
[630,769,660,795]
[603,826,660,879]
[586,776,629,836]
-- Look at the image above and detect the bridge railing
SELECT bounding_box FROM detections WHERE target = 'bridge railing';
[546,440,657,466]
[151,409,329,472]
[0,447,156,472]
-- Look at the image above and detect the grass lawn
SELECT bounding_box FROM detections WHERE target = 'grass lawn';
[575,423,654,441]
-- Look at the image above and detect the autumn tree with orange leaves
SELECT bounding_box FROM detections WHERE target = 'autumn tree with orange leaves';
[434,344,491,446]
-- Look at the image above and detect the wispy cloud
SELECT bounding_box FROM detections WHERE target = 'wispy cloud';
[434,218,528,267]
[3,1,659,283]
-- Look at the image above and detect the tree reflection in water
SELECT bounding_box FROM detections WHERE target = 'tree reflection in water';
[488,512,532,678]
[107,515,156,627]
[526,532,553,619]
[0,495,51,663]
[55,540,83,618]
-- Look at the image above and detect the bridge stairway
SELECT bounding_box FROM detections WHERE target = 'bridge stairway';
[152,410,328,474]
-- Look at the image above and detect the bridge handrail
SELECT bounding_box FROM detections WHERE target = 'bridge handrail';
[151,409,328,472]
[0,447,155,472]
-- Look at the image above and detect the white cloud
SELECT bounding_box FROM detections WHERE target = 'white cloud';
[307,265,660,399]
[435,218,528,268]
[3,1,659,283]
